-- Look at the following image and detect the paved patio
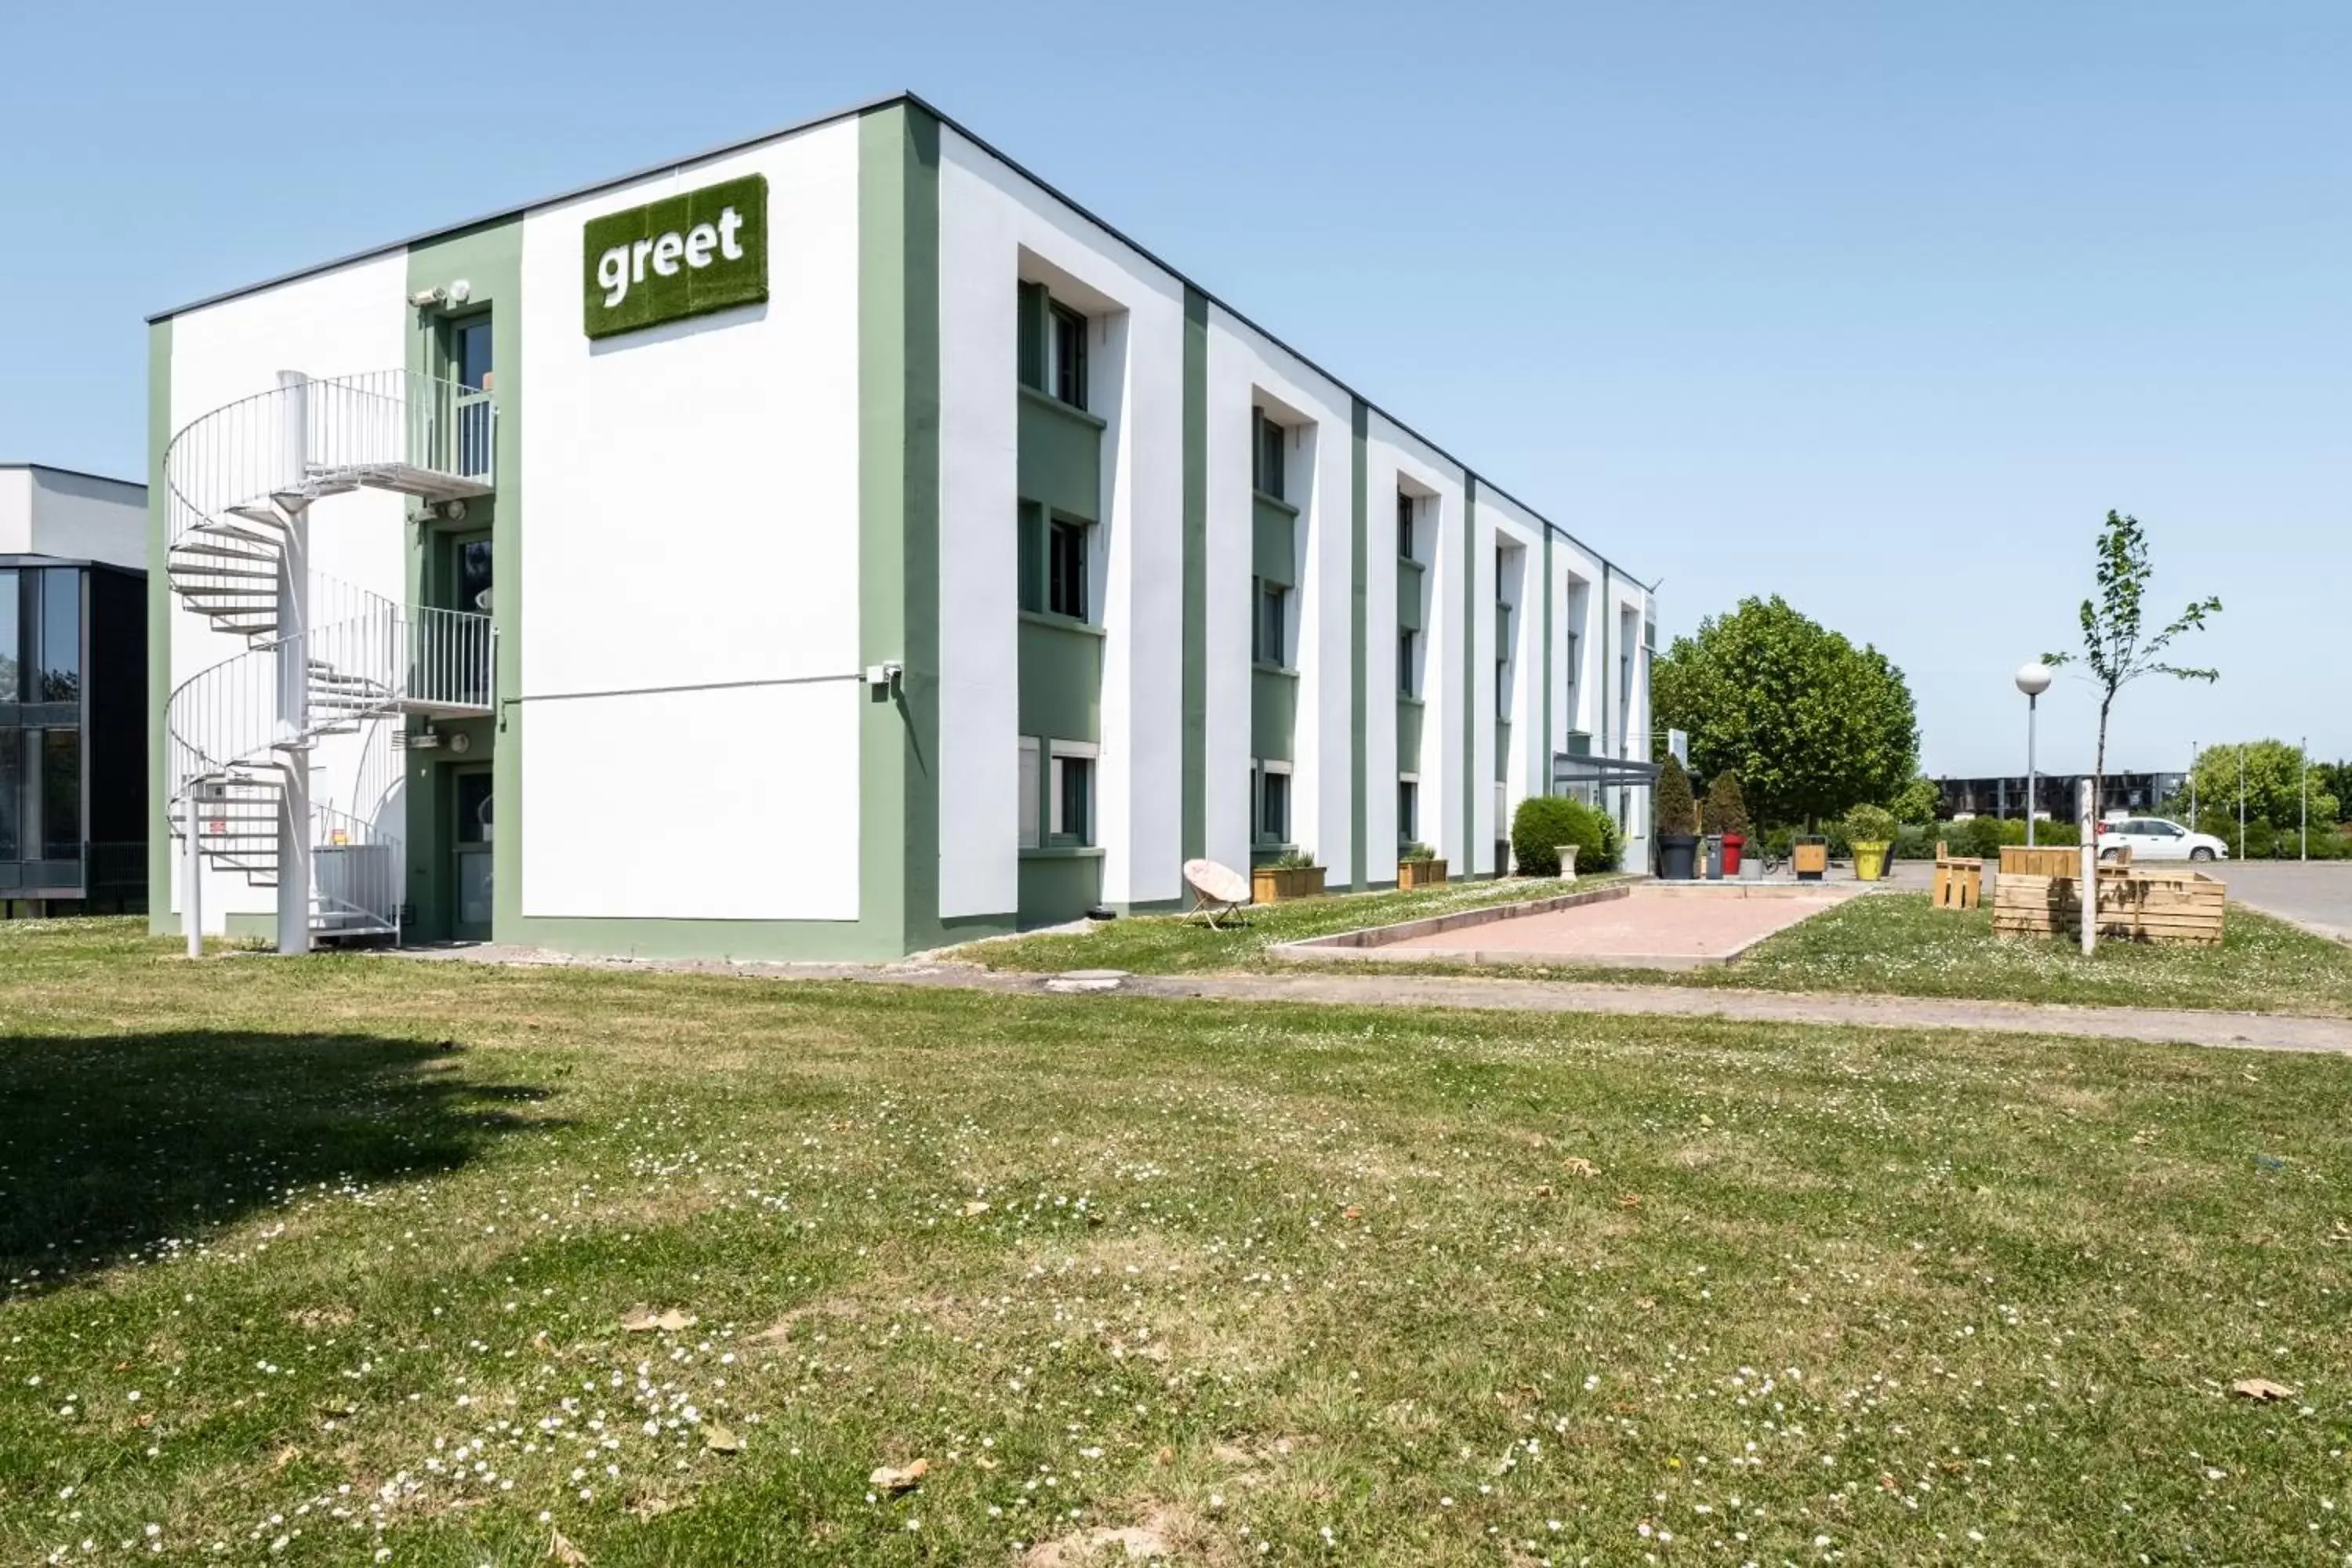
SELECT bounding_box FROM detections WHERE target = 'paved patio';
[1273,882,1867,970]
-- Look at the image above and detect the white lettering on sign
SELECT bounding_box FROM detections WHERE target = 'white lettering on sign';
[596,205,751,309]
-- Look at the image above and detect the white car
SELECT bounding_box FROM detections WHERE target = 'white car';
[2096,815,2227,862]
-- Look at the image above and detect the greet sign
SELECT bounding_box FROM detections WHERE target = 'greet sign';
[582,174,768,339]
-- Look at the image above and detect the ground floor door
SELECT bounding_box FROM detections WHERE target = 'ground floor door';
[452,764,492,942]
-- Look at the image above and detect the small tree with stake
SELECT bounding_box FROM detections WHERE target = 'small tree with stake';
[2044,511,2221,825]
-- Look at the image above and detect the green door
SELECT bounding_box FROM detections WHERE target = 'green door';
[452,765,493,942]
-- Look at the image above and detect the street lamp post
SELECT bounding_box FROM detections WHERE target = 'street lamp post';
[2015,662,2053,848]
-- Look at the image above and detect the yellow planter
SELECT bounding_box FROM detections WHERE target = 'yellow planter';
[1853,841,1890,882]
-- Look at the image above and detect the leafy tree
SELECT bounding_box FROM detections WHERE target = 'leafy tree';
[1654,756,1700,836]
[1889,774,1943,825]
[1652,596,1919,829]
[2176,741,2341,840]
[1700,771,1751,837]
[2042,511,2220,826]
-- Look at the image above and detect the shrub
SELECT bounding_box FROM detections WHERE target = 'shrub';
[1843,804,1899,845]
[1701,771,1751,837]
[1268,847,1317,870]
[1399,841,1436,864]
[1512,796,1619,877]
[1655,757,1700,837]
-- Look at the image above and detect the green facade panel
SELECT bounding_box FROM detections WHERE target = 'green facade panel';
[1018,617,1104,742]
[1016,388,1103,521]
[145,320,173,935]
[1180,288,1208,862]
[1252,495,1298,587]
[1018,851,1103,927]
[1397,699,1425,768]
[1496,720,1513,783]
[1252,668,1298,763]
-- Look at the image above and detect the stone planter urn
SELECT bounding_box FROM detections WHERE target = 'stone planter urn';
[1554,844,1580,884]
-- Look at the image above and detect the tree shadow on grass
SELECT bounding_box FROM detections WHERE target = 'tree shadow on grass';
[0,1031,560,1292]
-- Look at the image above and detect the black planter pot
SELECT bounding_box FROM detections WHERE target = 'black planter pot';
[1657,833,1700,880]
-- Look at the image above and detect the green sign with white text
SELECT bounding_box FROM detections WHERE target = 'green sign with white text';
[582,174,768,339]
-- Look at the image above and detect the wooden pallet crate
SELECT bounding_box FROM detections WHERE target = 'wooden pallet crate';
[1991,866,2224,946]
[1998,845,2085,878]
[1930,842,1981,910]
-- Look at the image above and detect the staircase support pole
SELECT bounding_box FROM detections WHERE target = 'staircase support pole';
[184,790,203,959]
[275,371,313,956]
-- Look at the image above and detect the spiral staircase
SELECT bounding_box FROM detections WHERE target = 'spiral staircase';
[164,370,498,949]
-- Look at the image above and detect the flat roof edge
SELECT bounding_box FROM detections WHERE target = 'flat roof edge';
[1,463,147,492]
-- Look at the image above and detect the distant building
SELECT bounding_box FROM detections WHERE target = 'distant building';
[1939,771,2184,822]
[1,464,149,914]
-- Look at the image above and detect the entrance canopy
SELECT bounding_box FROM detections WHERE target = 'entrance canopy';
[1550,753,1660,793]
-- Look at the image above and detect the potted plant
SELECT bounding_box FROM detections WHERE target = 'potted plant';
[1703,771,1751,878]
[1653,756,1701,880]
[1251,848,1326,904]
[1396,841,1447,890]
[1844,804,1898,883]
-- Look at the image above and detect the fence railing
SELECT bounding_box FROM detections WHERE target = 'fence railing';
[165,370,495,553]
[314,804,403,938]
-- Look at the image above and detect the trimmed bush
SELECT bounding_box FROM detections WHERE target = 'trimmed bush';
[1655,757,1699,837]
[1512,796,1620,877]
[1399,841,1437,864]
[1701,771,1751,837]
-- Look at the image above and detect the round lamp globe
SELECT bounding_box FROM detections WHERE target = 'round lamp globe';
[2013,662,2053,699]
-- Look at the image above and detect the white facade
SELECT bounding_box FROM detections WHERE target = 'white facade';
[150,94,1652,957]
[0,466,146,568]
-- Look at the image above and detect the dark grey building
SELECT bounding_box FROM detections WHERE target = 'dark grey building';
[2,466,150,914]
[1939,770,2186,822]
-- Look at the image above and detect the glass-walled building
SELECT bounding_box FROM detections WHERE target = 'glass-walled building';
[0,466,150,915]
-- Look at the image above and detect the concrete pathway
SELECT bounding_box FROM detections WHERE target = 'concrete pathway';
[389,943,2352,1057]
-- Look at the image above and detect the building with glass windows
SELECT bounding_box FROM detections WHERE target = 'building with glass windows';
[2,464,149,915]
[147,93,1653,958]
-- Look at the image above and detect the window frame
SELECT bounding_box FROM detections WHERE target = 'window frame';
[1396,492,1416,561]
[1398,628,1417,698]
[1047,300,1088,409]
[1252,411,1286,498]
[1254,579,1289,668]
[1046,515,1088,622]
[1397,775,1419,846]
[1256,759,1293,847]
[1047,739,1099,848]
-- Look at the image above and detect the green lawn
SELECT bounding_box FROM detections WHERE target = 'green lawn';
[5,917,2352,1565]
[974,885,2352,1018]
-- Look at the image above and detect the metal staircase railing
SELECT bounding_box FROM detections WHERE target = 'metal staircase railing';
[163,370,497,946]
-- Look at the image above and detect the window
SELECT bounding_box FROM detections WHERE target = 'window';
[1018,738,1041,849]
[0,726,18,859]
[1563,630,1578,686]
[38,728,77,859]
[38,569,78,704]
[1048,302,1087,408]
[0,568,16,701]
[1495,600,1512,721]
[1398,778,1418,844]
[1254,580,1288,666]
[1050,746,1096,846]
[1396,492,1415,560]
[1258,764,1291,845]
[454,318,494,390]
[1252,411,1285,497]
[1047,518,1087,620]
[1398,630,1417,697]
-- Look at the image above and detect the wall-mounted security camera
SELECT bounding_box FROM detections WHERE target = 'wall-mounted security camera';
[865,660,905,693]
[408,281,474,310]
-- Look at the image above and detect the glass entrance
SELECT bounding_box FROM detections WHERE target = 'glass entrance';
[452,766,492,941]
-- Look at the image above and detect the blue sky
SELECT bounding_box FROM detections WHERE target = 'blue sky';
[4,1,2343,778]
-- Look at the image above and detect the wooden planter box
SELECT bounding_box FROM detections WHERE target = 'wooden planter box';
[1992,867,2223,946]
[1999,845,2082,878]
[1252,865,1327,904]
[1396,858,1448,890]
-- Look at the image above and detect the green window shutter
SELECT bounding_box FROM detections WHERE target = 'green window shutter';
[1017,283,1046,390]
[1017,500,1044,612]
[1252,496,1297,589]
